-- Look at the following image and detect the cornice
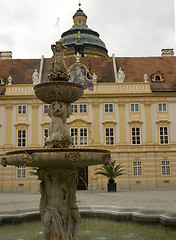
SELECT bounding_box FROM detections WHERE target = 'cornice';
[128,119,143,125]
[102,120,117,125]
[14,122,29,127]
[67,118,91,125]
[156,119,170,124]
[41,121,51,126]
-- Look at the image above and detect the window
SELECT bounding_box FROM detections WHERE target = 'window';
[161,160,171,176]
[104,104,113,113]
[71,128,78,146]
[70,128,88,146]
[151,71,164,82]
[131,127,141,145]
[159,127,169,144]
[71,104,87,113]
[17,166,26,178]
[44,105,49,114]
[43,128,49,147]
[80,104,87,113]
[72,104,78,113]
[133,161,142,176]
[17,129,26,147]
[17,105,27,114]
[105,128,114,145]
[130,103,139,112]
[155,75,161,81]
[80,128,88,145]
[158,103,167,112]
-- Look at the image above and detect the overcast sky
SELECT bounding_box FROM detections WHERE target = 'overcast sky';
[0,0,175,59]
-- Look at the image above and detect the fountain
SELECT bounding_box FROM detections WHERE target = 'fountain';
[1,40,111,240]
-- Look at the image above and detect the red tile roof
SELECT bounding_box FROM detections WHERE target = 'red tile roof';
[0,56,176,92]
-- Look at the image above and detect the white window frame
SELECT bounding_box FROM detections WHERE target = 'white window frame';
[104,103,113,113]
[80,128,88,145]
[17,166,26,178]
[44,105,49,114]
[161,160,171,176]
[17,129,26,147]
[105,127,114,145]
[70,127,88,146]
[159,126,169,144]
[133,161,142,176]
[131,127,141,145]
[71,128,78,146]
[72,104,78,113]
[17,105,27,114]
[158,103,167,112]
[79,104,87,113]
[130,103,139,112]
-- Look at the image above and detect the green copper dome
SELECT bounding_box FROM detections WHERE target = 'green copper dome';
[60,7,108,56]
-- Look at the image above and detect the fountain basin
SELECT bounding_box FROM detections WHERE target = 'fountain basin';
[34,81,84,104]
[2,149,110,169]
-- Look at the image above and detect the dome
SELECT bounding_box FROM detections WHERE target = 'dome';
[60,7,108,57]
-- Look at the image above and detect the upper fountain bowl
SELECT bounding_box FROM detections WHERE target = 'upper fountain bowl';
[34,81,84,104]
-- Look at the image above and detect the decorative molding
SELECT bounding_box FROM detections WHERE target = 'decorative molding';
[102,120,117,125]
[128,119,143,125]
[156,119,170,124]
[67,118,91,125]
[151,71,164,82]
[14,122,29,127]
[41,121,51,126]
[162,153,168,160]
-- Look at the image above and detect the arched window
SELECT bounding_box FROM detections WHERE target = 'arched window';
[78,18,81,25]
[155,75,161,81]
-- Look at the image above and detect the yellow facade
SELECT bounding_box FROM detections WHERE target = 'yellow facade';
[0,79,176,192]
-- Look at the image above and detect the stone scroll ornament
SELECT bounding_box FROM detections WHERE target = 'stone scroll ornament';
[38,169,81,240]
[48,41,70,82]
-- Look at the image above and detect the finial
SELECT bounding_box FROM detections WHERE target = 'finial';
[7,75,13,85]
[78,31,81,40]
[78,0,81,9]
[144,73,148,83]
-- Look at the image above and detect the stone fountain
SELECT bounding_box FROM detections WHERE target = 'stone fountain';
[1,41,111,240]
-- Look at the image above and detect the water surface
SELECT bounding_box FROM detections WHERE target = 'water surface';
[0,217,176,240]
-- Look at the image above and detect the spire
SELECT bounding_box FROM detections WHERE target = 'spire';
[72,2,88,28]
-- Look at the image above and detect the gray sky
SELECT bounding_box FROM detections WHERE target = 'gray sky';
[0,0,175,59]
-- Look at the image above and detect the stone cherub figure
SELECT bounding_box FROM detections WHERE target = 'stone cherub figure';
[48,41,69,81]
[46,101,72,148]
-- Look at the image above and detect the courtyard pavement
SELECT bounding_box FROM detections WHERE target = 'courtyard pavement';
[0,189,176,214]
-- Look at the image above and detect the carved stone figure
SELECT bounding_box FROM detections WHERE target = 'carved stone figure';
[49,41,69,81]
[117,68,125,83]
[32,69,39,84]
[46,101,72,148]
[39,169,81,240]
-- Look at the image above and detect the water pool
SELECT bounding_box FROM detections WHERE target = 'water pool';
[0,217,176,240]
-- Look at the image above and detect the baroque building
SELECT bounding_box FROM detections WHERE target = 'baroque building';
[0,5,176,192]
